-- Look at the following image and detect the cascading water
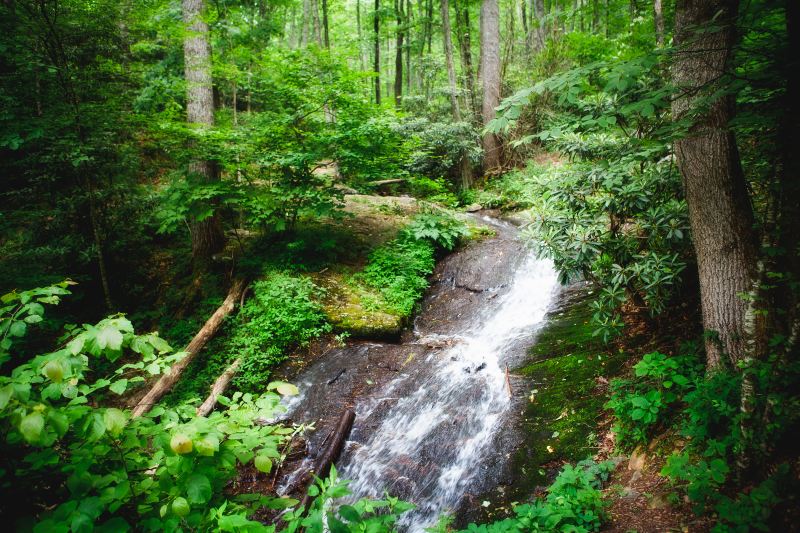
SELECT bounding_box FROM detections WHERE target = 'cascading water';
[337,250,559,531]
[277,218,559,531]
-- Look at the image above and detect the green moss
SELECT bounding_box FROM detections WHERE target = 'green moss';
[511,289,628,490]
[320,272,404,339]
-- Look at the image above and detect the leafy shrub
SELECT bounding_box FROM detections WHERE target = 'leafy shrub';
[400,212,470,251]
[360,238,436,317]
[606,351,700,446]
[231,274,330,392]
[458,459,615,533]
[0,283,300,531]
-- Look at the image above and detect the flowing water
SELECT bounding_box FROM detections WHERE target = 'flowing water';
[278,217,560,531]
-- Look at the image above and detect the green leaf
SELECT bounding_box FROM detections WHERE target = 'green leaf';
[8,321,26,338]
[97,326,123,351]
[186,473,212,504]
[267,381,299,396]
[20,411,45,443]
[109,379,128,395]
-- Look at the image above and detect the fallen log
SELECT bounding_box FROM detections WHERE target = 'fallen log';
[196,358,241,417]
[367,178,406,187]
[290,409,356,511]
[132,278,247,418]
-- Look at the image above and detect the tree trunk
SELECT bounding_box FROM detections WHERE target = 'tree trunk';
[454,0,477,116]
[441,0,460,120]
[357,0,366,70]
[653,0,664,46]
[533,0,545,52]
[131,279,247,418]
[394,0,404,106]
[406,0,412,94]
[375,0,381,104]
[480,0,501,171]
[322,0,330,47]
[302,0,311,45]
[182,0,225,260]
[672,0,757,370]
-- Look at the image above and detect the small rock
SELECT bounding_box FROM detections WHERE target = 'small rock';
[628,447,646,471]
[621,487,640,501]
[629,470,642,484]
[465,203,483,212]
[648,494,669,509]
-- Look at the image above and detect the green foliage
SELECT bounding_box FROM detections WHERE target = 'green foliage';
[232,274,330,392]
[609,347,800,529]
[359,237,436,317]
[606,351,700,446]
[400,212,470,251]
[458,460,615,533]
[0,283,300,531]
[282,465,415,533]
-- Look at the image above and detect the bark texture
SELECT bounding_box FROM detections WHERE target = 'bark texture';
[394,0,404,106]
[374,0,381,104]
[441,0,461,120]
[196,359,240,417]
[182,0,225,260]
[653,0,664,46]
[672,0,757,370]
[131,279,247,418]
[480,0,501,171]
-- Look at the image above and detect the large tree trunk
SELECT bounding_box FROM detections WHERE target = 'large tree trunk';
[394,0,404,106]
[182,0,225,260]
[672,0,757,370]
[533,0,545,50]
[653,0,664,46]
[374,0,381,104]
[441,0,460,120]
[454,0,477,116]
[480,0,501,171]
[131,279,247,417]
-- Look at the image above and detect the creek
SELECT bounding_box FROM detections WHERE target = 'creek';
[278,216,560,531]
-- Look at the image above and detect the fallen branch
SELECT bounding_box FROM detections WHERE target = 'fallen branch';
[287,409,356,511]
[367,178,406,187]
[196,358,241,417]
[132,278,247,418]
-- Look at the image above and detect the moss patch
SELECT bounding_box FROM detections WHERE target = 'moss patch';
[317,271,404,339]
[511,287,629,490]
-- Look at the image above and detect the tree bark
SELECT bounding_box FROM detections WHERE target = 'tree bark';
[394,0,404,106]
[672,0,757,370]
[653,0,664,46]
[441,0,460,120]
[196,358,240,416]
[322,0,330,47]
[480,0,501,171]
[374,0,381,104]
[454,0,477,116]
[532,0,545,53]
[131,279,247,417]
[182,0,225,260]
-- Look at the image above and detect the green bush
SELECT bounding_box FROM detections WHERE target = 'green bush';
[231,274,330,392]
[457,459,615,533]
[360,238,436,317]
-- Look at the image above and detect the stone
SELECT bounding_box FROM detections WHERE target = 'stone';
[465,203,483,212]
[627,447,646,471]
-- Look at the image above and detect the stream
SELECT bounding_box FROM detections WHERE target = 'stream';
[278,216,560,531]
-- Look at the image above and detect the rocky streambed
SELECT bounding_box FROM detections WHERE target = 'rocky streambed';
[268,214,566,530]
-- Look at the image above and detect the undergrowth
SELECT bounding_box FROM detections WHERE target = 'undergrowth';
[453,460,615,533]
[608,349,800,531]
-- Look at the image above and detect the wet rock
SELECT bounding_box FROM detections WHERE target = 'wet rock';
[465,204,483,213]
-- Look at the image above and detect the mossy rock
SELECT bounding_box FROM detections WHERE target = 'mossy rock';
[317,271,404,340]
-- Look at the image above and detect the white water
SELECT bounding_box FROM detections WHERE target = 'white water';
[338,251,559,531]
